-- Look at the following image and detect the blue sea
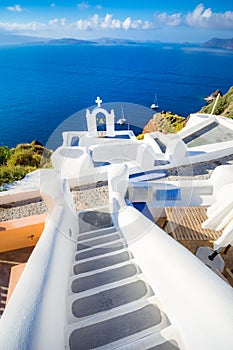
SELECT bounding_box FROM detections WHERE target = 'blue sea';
[0,43,233,149]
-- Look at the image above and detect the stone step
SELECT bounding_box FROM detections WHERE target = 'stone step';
[75,241,125,261]
[71,263,139,293]
[111,326,181,350]
[77,227,117,242]
[68,275,147,301]
[0,286,8,315]
[145,341,180,350]
[77,233,121,252]
[71,280,149,318]
[0,293,7,298]
[68,304,163,350]
[73,251,131,275]
[78,211,113,234]
[0,286,8,291]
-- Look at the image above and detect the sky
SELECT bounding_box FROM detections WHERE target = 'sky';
[0,1,233,42]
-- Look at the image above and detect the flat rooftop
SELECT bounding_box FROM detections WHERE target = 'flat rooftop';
[183,122,233,148]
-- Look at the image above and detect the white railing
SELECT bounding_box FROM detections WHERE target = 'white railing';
[0,171,78,350]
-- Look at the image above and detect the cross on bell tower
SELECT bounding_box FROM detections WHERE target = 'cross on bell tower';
[95,96,102,108]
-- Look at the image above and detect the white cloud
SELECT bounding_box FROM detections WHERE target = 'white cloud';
[142,21,154,30]
[49,17,66,27]
[186,3,233,29]
[0,13,155,34]
[154,12,181,27]
[1,12,149,35]
[71,13,153,31]
[122,17,132,30]
[77,1,90,11]
[2,3,233,39]
[186,4,213,27]
[0,21,42,32]
[100,14,112,29]
[153,4,233,30]
[122,18,143,30]
[74,14,99,30]
[7,4,22,12]
[60,17,66,26]
[49,18,59,25]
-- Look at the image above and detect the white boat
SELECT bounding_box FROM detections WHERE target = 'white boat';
[117,105,127,124]
[116,117,127,125]
[150,93,159,110]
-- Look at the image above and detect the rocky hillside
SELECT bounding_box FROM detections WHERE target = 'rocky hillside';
[143,111,187,134]
[143,86,233,134]
[199,86,233,118]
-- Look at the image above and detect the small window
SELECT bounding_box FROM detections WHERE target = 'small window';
[71,136,79,146]
[156,188,180,201]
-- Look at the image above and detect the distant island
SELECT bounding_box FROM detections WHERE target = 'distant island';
[0,35,159,46]
[203,37,233,50]
[1,34,233,49]
[40,37,145,46]
[40,38,96,45]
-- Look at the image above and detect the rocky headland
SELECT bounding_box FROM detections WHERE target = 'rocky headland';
[204,89,223,104]
[143,86,233,134]
[200,86,233,118]
[203,38,233,50]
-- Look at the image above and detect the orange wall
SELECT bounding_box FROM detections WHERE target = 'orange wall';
[0,214,46,252]
[6,263,26,304]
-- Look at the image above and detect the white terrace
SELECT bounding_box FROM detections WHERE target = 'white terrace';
[1,108,233,203]
[0,164,233,350]
[52,98,233,185]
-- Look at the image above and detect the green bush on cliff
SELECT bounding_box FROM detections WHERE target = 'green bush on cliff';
[7,147,42,167]
[0,146,11,166]
[200,86,233,118]
[145,112,187,134]
[137,134,144,140]
[0,165,36,187]
[0,141,53,187]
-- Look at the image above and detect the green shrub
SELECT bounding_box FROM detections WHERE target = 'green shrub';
[7,148,42,167]
[137,134,144,140]
[0,146,11,165]
[0,141,53,187]
[0,165,36,186]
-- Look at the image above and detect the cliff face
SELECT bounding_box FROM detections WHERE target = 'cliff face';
[143,112,187,134]
[143,86,233,134]
[199,86,233,118]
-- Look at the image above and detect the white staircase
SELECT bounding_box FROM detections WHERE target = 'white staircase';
[0,286,8,317]
[65,210,181,350]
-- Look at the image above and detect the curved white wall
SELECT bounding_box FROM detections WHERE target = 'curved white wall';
[0,171,78,350]
[117,205,233,350]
